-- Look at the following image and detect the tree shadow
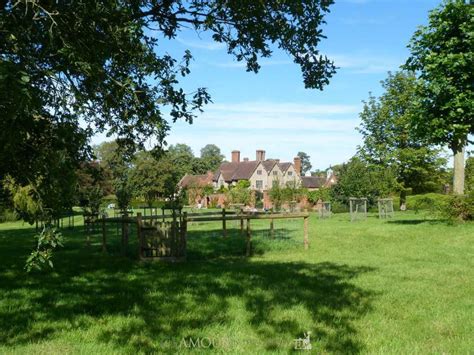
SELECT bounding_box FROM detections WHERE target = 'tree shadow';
[386,219,444,225]
[0,225,377,353]
[186,227,301,260]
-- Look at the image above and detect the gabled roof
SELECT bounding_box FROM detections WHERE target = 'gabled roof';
[179,172,214,188]
[261,160,277,172]
[278,162,292,173]
[214,159,296,182]
[325,173,338,187]
[301,176,326,189]
[213,161,260,182]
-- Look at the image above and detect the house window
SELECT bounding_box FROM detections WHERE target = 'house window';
[273,171,278,176]
[257,170,262,175]
[288,171,293,176]
[256,180,263,189]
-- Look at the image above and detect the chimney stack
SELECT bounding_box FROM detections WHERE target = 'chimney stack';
[231,150,240,163]
[275,159,280,163]
[243,157,249,162]
[293,157,302,176]
[256,149,266,161]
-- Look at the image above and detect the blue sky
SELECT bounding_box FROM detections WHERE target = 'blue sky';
[94,0,443,170]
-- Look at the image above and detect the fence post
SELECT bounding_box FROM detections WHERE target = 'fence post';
[222,208,227,238]
[85,215,91,247]
[121,213,127,256]
[270,218,274,239]
[350,199,353,222]
[101,214,107,252]
[172,208,177,256]
[304,216,309,250]
[246,218,251,256]
[137,213,143,259]
[240,208,244,236]
[182,212,188,258]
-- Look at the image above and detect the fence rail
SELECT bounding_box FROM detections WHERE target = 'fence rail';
[94,208,310,259]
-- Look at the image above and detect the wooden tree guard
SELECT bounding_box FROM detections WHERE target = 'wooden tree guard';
[378,198,394,219]
[136,212,187,262]
[318,202,332,219]
[350,198,368,222]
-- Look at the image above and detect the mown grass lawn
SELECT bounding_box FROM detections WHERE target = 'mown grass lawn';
[0,211,472,354]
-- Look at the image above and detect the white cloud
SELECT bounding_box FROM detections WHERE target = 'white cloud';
[329,53,403,74]
[164,101,362,169]
[206,102,360,115]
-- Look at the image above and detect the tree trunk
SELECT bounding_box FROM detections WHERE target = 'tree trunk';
[453,146,465,195]
[399,189,407,211]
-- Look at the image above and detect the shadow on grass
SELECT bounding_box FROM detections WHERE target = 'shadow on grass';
[0,225,376,353]
[186,227,302,260]
[386,219,444,225]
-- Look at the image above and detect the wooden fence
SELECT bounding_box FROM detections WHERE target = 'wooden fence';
[95,209,310,260]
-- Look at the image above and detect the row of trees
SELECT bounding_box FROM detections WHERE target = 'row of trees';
[77,142,225,213]
[338,1,473,204]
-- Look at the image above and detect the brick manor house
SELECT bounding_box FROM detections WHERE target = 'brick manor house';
[179,149,337,208]
[214,150,301,191]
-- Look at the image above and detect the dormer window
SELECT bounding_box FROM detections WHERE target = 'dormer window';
[288,171,293,176]
[257,170,262,175]
[273,171,278,176]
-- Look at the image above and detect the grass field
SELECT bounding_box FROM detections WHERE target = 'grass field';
[0,211,472,354]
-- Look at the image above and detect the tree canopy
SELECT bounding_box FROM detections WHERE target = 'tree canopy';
[404,0,473,193]
[1,0,336,158]
[330,157,398,206]
[200,144,225,172]
[130,150,182,206]
[297,152,312,175]
[358,71,448,204]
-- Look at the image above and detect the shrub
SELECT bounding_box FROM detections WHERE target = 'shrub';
[440,193,474,222]
[306,187,330,205]
[208,196,219,209]
[331,201,349,214]
[226,181,252,206]
[0,208,18,223]
[406,193,450,211]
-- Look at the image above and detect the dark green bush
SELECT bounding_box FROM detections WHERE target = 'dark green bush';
[440,193,474,222]
[331,201,349,214]
[406,193,450,211]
